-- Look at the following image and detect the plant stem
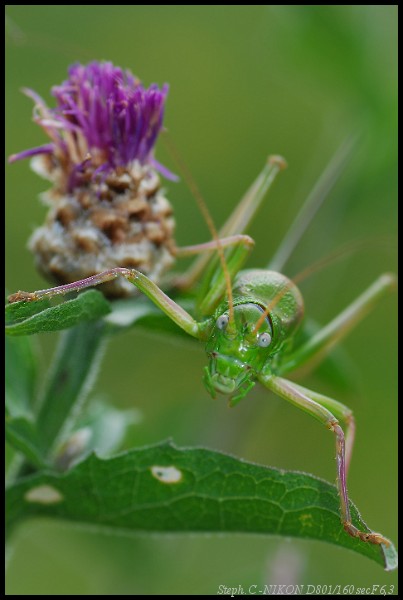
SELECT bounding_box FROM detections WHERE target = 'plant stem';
[36,320,108,456]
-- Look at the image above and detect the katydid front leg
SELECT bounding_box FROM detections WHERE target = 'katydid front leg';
[259,373,389,546]
[8,268,208,340]
[8,232,254,328]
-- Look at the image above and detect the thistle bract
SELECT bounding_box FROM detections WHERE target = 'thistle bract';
[10,61,177,297]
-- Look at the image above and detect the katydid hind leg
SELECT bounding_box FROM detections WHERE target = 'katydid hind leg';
[173,234,254,293]
[195,235,255,317]
[179,155,286,290]
[279,273,397,375]
[268,136,356,272]
[287,316,359,394]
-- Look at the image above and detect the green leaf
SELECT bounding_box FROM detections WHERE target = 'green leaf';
[5,297,51,324]
[6,416,47,469]
[6,441,397,570]
[5,290,111,336]
[53,400,142,470]
[75,401,142,457]
[104,296,194,340]
[5,335,38,418]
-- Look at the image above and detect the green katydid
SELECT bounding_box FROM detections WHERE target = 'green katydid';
[8,146,396,548]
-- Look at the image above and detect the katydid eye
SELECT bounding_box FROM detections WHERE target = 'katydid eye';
[258,332,271,347]
[216,314,229,330]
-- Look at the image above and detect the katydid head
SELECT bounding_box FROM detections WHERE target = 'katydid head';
[203,303,274,406]
[203,270,305,406]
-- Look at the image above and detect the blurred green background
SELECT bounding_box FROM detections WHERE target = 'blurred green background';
[6,5,397,595]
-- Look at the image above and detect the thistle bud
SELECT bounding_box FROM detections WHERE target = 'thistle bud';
[9,61,177,297]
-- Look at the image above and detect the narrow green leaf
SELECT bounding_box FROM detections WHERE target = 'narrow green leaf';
[5,335,38,418]
[35,320,108,453]
[5,290,111,336]
[6,416,46,469]
[6,441,397,570]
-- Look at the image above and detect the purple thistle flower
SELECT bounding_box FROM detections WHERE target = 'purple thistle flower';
[9,62,179,298]
[9,61,176,188]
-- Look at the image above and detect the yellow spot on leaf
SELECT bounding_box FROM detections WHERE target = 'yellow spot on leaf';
[299,513,314,527]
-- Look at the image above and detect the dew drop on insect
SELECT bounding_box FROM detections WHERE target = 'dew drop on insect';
[216,314,229,330]
[24,485,64,505]
[258,332,272,347]
[151,465,183,484]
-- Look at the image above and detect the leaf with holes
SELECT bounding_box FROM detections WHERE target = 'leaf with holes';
[6,441,397,570]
